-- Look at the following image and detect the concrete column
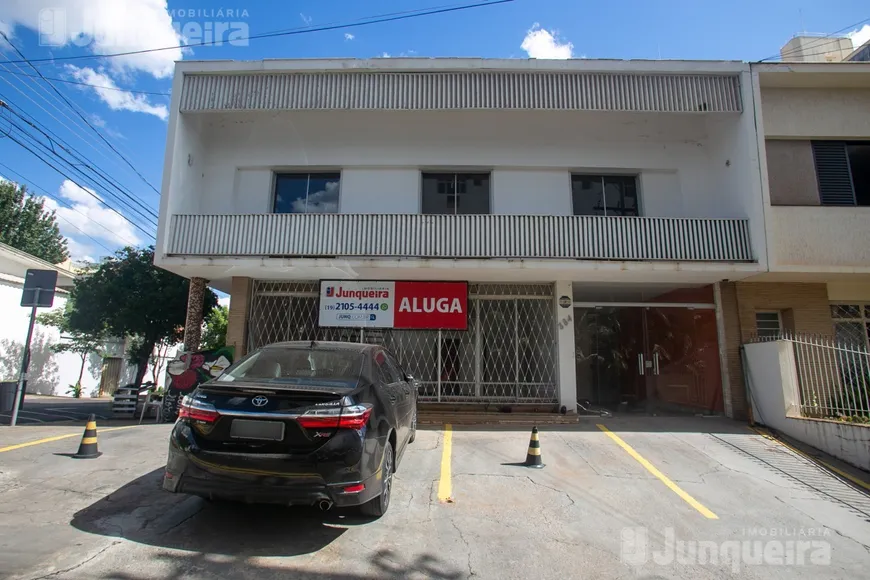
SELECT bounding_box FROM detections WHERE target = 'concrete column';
[183,276,207,352]
[226,276,253,358]
[554,280,576,413]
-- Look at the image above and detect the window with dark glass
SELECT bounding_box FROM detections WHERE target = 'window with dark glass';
[571,175,639,217]
[274,173,340,214]
[811,141,870,206]
[421,173,490,214]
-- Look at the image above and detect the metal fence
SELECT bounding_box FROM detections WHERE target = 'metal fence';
[247,281,557,405]
[749,333,870,421]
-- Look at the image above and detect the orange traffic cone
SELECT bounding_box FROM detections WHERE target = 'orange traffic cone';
[523,426,544,468]
[72,414,102,459]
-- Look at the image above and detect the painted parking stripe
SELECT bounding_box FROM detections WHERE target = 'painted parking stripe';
[437,423,453,502]
[0,425,140,453]
[597,424,718,520]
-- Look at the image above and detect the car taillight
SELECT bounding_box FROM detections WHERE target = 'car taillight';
[297,403,373,430]
[178,396,220,423]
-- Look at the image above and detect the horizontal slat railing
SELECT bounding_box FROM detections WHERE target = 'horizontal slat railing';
[168,214,754,262]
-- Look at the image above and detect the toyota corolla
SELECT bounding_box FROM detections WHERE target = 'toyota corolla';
[163,341,418,517]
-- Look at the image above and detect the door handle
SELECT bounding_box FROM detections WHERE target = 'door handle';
[653,353,660,376]
[637,353,645,375]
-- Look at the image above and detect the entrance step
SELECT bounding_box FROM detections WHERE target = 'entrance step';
[418,404,579,425]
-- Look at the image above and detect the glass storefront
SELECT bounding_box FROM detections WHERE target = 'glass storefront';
[574,286,723,413]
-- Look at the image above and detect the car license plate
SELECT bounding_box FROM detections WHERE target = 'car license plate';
[230,419,285,441]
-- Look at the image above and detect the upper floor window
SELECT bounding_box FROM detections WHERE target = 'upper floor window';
[571,174,639,217]
[812,141,870,206]
[274,173,340,214]
[421,173,490,215]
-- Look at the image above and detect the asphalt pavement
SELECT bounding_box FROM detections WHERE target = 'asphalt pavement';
[1,416,869,579]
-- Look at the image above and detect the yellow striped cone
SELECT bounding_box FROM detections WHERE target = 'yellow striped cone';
[523,426,544,468]
[73,414,102,459]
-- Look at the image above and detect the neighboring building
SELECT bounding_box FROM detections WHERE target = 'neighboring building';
[717,62,870,416]
[846,38,870,63]
[0,242,85,395]
[156,58,766,417]
[779,35,855,63]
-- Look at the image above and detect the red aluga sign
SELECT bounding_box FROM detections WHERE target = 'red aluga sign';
[393,282,468,330]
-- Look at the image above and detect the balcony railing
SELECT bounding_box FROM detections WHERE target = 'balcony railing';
[167,214,754,262]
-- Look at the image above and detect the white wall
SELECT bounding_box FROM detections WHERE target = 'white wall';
[770,206,870,272]
[188,110,754,221]
[0,283,99,397]
[744,341,870,471]
[761,88,870,139]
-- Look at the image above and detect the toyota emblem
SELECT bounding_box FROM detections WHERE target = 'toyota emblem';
[251,395,269,407]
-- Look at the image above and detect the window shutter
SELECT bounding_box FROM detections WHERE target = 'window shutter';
[812,141,856,205]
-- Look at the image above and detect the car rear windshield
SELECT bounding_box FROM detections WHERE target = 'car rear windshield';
[216,347,366,383]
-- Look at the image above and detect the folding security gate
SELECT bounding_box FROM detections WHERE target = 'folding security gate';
[247,281,557,404]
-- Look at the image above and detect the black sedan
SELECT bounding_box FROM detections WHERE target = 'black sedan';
[163,341,418,517]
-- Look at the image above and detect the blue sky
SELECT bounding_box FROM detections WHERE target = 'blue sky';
[0,0,867,262]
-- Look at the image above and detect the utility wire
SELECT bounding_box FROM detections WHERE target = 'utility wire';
[0,32,161,195]
[757,16,870,62]
[0,69,171,96]
[0,162,125,254]
[0,128,155,239]
[2,103,159,222]
[0,161,137,247]
[5,119,159,231]
[0,0,515,66]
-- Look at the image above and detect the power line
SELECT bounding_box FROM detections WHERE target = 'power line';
[0,162,119,255]
[0,128,155,239]
[2,103,159,223]
[0,69,171,96]
[0,32,162,196]
[0,0,515,66]
[757,16,870,62]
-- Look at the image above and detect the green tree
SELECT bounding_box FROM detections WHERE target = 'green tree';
[67,246,217,388]
[0,180,69,263]
[201,305,228,350]
[36,302,104,390]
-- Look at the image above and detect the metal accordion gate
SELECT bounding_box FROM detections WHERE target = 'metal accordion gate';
[247,281,557,405]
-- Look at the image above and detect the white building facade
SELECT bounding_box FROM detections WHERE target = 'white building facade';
[156,58,768,416]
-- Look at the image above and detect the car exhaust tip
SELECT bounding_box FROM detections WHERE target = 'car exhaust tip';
[317,499,334,512]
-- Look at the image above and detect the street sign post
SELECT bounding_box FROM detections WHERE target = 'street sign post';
[10,269,58,426]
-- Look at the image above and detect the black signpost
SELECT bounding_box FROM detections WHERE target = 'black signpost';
[10,269,58,426]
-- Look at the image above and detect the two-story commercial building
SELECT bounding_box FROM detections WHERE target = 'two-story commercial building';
[156,58,769,418]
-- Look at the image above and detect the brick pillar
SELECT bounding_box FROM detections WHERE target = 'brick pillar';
[183,276,207,352]
[226,277,252,358]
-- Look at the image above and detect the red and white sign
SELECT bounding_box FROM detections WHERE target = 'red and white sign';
[394,282,468,330]
[319,280,468,330]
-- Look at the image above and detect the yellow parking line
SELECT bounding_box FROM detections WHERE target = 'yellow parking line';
[597,424,718,520]
[438,423,453,502]
[0,425,141,454]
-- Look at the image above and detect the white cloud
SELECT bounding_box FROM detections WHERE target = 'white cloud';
[66,65,168,120]
[218,296,230,308]
[300,13,312,26]
[521,23,574,59]
[849,24,870,51]
[344,33,355,41]
[380,52,391,58]
[0,0,182,79]
[41,179,143,260]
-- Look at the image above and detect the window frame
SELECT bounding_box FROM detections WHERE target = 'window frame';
[754,311,783,339]
[420,171,492,215]
[272,171,342,214]
[570,173,642,217]
[830,302,870,349]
